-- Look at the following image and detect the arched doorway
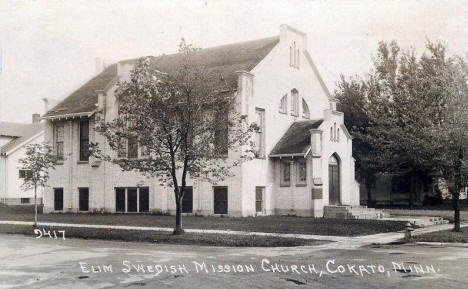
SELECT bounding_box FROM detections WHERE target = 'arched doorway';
[329,154,341,205]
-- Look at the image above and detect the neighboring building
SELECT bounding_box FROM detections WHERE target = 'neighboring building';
[0,114,45,205]
[42,25,360,217]
[360,174,467,206]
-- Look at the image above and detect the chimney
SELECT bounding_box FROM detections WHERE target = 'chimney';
[95,57,105,74]
[32,113,41,124]
[42,97,59,114]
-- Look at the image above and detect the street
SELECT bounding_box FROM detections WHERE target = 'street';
[1,233,467,289]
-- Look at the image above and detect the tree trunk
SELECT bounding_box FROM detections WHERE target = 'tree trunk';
[409,174,415,209]
[452,189,461,232]
[365,179,373,208]
[173,195,184,235]
[33,184,38,228]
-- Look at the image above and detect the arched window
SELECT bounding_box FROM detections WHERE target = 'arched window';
[302,99,310,119]
[297,49,300,68]
[293,42,296,67]
[289,46,293,66]
[291,89,299,116]
[279,94,288,113]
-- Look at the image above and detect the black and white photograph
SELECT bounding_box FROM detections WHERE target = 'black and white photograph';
[0,0,467,288]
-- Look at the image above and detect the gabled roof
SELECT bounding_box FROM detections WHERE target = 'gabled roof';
[269,120,323,157]
[44,36,280,118]
[0,122,44,155]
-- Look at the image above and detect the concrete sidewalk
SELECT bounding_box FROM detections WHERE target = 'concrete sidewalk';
[2,220,467,245]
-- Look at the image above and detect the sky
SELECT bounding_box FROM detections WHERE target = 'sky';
[0,0,467,123]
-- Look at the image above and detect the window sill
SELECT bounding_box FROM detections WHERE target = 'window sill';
[55,161,64,165]
[280,184,291,187]
[77,161,89,164]
[296,183,307,187]
[279,110,288,114]
[290,113,299,117]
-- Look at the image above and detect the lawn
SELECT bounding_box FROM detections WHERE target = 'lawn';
[0,224,326,247]
[0,205,407,236]
[413,227,468,243]
[382,208,468,222]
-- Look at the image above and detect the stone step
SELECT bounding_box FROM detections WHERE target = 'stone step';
[324,205,390,220]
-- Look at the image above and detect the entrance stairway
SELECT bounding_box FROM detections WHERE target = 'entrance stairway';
[380,216,449,227]
[323,205,389,220]
[323,205,450,226]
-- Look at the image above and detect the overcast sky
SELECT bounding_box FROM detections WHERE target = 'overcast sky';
[1,0,467,123]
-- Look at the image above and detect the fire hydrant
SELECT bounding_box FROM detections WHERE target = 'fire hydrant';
[404,222,414,242]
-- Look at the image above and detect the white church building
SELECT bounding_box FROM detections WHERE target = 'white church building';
[42,25,360,217]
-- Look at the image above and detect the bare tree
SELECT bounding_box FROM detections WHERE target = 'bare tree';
[18,143,57,226]
[93,40,256,234]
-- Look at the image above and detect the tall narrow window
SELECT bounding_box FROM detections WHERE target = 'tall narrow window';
[181,186,193,213]
[213,187,228,214]
[337,128,340,142]
[334,123,337,142]
[296,158,307,185]
[115,188,126,212]
[297,49,300,68]
[293,42,296,67]
[255,186,264,213]
[79,188,89,211]
[302,99,310,119]
[289,46,293,66]
[117,139,126,158]
[254,108,265,158]
[127,136,138,159]
[54,188,63,211]
[279,94,288,113]
[139,187,149,212]
[54,124,64,161]
[330,127,333,141]
[280,160,291,186]
[291,89,299,116]
[79,119,89,161]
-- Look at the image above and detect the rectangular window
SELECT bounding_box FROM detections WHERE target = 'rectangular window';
[255,186,264,213]
[127,136,138,159]
[140,144,149,158]
[21,198,30,204]
[117,139,126,158]
[115,188,126,212]
[19,169,32,179]
[296,158,307,185]
[79,188,89,211]
[280,160,291,186]
[54,124,64,161]
[127,188,138,212]
[79,119,90,161]
[181,186,193,213]
[254,108,265,158]
[54,188,63,211]
[115,187,149,213]
[213,187,228,214]
[139,187,149,213]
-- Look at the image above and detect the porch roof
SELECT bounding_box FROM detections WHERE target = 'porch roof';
[269,119,323,157]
